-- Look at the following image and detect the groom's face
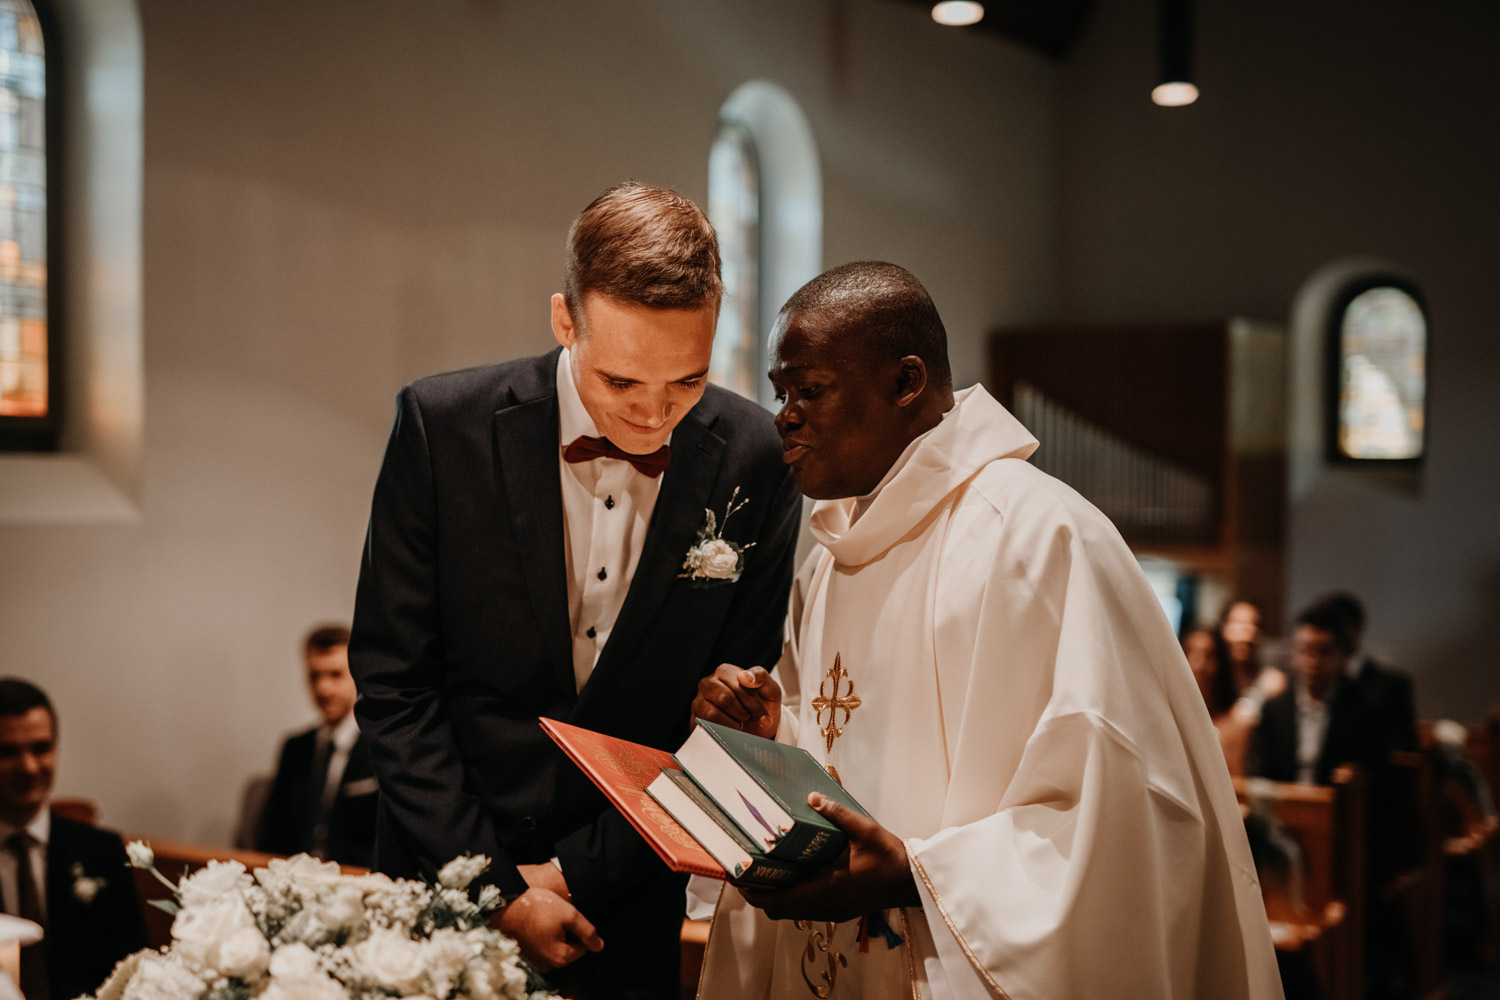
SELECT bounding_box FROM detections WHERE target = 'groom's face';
[552,292,716,454]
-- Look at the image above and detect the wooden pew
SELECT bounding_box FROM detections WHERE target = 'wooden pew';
[1381,751,1445,1000]
[1420,714,1500,967]
[1235,766,1365,1000]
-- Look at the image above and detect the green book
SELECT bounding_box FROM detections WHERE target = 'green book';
[673,719,869,867]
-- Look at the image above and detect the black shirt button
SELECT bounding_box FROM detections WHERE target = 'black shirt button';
[520,815,539,832]
[597,567,607,581]
[604,495,615,509]
[586,626,597,638]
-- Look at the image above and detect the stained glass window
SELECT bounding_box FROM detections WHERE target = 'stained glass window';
[707,120,761,401]
[0,0,49,433]
[1332,284,1426,462]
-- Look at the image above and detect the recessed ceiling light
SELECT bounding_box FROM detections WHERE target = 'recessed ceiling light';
[932,2,985,27]
[1151,81,1200,107]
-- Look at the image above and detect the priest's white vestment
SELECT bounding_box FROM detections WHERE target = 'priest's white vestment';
[696,386,1282,1000]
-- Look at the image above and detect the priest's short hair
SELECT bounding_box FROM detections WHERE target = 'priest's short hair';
[780,260,952,392]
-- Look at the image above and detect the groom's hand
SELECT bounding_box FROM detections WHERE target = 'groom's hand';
[738,793,920,923]
[495,887,604,970]
[692,664,781,738]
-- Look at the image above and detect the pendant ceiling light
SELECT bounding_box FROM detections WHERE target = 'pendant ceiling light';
[931,2,984,27]
[1152,0,1199,106]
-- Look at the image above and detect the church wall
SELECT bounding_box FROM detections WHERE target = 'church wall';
[1055,0,1500,716]
[0,1,1056,842]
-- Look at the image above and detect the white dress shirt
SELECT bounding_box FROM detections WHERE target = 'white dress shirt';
[0,809,48,921]
[1295,683,1333,783]
[556,348,665,692]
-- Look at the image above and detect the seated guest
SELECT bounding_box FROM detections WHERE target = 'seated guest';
[1325,590,1417,754]
[1185,625,1283,775]
[0,677,147,1000]
[256,624,377,867]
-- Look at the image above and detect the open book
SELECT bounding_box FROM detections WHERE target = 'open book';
[541,718,867,887]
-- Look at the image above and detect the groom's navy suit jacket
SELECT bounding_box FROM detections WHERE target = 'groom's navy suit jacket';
[350,348,798,991]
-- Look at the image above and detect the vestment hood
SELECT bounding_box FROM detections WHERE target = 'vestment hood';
[808,384,1038,567]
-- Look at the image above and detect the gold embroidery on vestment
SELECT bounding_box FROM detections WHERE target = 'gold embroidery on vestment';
[795,919,848,997]
[812,652,861,783]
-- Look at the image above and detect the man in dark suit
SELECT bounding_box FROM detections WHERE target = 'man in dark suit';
[1327,590,1418,755]
[350,182,800,998]
[0,678,147,1000]
[256,624,378,867]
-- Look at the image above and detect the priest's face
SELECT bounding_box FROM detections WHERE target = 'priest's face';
[552,291,716,455]
[769,313,907,499]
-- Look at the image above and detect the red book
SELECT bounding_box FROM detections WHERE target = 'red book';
[540,718,726,879]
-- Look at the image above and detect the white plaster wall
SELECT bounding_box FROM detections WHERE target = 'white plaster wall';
[0,0,1055,840]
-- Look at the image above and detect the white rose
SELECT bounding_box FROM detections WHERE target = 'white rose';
[353,927,429,992]
[696,539,740,579]
[437,853,490,890]
[267,942,322,980]
[178,859,252,909]
[215,925,271,979]
[125,841,155,869]
[261,975,347,1000]
[170,895,258,970]
[257,854,342,892]
[93,950,146,1000]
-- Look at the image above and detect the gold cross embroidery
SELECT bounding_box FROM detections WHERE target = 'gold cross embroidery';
[811,653,861,783]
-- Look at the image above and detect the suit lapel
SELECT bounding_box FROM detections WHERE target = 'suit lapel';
[580,411,726,700]
[493,392,575,699]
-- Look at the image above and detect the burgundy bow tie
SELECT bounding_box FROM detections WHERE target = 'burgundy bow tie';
[563,435,671,478]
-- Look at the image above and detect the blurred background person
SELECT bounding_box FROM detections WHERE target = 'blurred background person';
[1185,625,1281,776]
[256,624,377,868]
[0,678,146,1000]
[1326,591,1418,754]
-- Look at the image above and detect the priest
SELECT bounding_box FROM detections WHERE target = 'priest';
[692,262,1282,999]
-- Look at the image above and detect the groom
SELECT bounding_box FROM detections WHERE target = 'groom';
[349,182,800,998]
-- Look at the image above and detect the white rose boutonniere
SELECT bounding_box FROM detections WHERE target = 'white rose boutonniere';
[71,862,107,904]
[681,487,755,588]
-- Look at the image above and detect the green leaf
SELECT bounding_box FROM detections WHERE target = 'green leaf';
[148,898,181,916]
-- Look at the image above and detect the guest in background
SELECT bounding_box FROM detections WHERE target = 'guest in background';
[1325,591,1418,754]
[0,678,147,1000]
[256,624,377,868]
[1185,625,1283,775]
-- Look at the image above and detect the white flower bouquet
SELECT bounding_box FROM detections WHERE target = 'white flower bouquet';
[84,843,560,1000]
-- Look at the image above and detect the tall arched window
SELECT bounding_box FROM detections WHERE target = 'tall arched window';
[707,121,761,402]
[0,0,53,449]
[707,81,821,408]
[1327,279,1427,463]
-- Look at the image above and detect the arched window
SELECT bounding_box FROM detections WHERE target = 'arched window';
[706,81,821,408]
[1327,279,1426,463]
[707,120,761,402]
[0,0,53,449]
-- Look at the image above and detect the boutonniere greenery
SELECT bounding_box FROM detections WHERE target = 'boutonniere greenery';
[71,861,107,904]
[680,487,755,588]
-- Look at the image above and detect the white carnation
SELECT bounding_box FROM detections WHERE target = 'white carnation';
[178,859,253,909]
[215,925,271,979]
[257,854,342,894]
[421,927,477,997]
[352,927,429,992]
[94,950,146,1000]
[437,853,490,890]
[125,841,155,869]
[1433,718,1468,749]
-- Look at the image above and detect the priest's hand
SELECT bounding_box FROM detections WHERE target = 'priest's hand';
[737,793,921,923]
[494,887,604,971]
[692,663,781,738]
